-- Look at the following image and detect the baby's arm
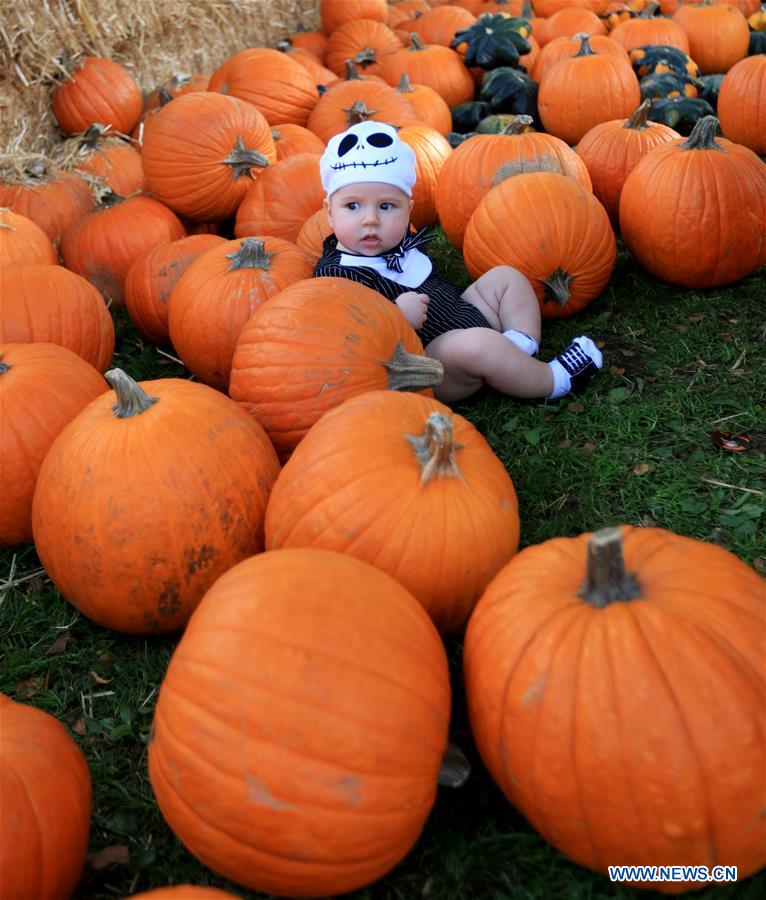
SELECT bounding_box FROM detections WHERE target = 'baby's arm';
[395,291,430,330]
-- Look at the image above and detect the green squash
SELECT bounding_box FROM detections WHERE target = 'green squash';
[479,67,539,124]
[629,44,700,79]
[646,97,716,136]
[451,100,492,134]
[451,13,531,70]
[639,72,700,101]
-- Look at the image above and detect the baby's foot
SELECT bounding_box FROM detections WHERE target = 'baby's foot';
[548,336,603,398]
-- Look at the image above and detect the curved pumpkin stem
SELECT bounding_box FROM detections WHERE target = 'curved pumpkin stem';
[353,47,378,69]
[681,115,723,151]
[640,1,660,18]
[384,342,444,391]
[222,136,270,180]
[406,411,464,484]
[408,33,427,52]
[95,186,125,207]
[542,268,572,307]
[226,237,274,271]
[438,741,471,788]
[343,59,364,81]
[625,99,652,130]
[501,114,535,136]
[105,368,159,418]
[578,527,642,607]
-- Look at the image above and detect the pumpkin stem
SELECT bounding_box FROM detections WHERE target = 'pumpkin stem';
[408,33,426,51]
[680,116,723,151]
[95,186,125,207]
[226,237,274,271]
[105,368,159,418]
[276,39,292,52]
[396,72,414,94]
[78,123,109,149]
[578,527,642,607]
[625,99,652,130]
[353,47,378,69]
[222,136,270,180]
[406,412,464,484]
[158,86,174,106]
[271,128,282,141]
[640,1,660,17]
[501,114,535,136]
[167,73,192,88]
[343,59,364,80]
[438,741,471,788]
[343,100,378,124]
[542,269,572,307]
[384,341,444,391]
[573,33,595,57]
[520,0,534,18]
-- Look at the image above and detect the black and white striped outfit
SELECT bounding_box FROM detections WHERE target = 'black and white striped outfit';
[315,227,491,346]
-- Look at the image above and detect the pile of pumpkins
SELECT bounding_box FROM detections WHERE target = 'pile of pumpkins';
[1,0,765,897]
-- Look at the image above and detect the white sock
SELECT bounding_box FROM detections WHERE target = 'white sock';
[502,329,539,357]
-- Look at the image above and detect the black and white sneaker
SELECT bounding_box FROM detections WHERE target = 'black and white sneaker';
[549,336,603,398]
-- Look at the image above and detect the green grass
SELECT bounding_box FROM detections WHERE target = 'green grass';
[1,240,764,899]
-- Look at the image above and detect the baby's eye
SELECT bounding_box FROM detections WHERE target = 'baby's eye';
[380,202,393,211]
[345,201,360,210]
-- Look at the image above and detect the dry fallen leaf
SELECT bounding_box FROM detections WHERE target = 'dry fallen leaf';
[45,632,71,656]
[754,558,765,574]
[567,402,584,413]
[70,717,87,736]
[15,677,42,698]
[675,324,689,334]
[89,845,129,870]
[689,314,704,323]
[610,366,626,376]
[557,439,572,448]
[580,443,598,453]
[90,670,112,685]
[633,463,652,476]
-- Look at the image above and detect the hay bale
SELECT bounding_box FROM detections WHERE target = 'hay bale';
[0,0,321,159]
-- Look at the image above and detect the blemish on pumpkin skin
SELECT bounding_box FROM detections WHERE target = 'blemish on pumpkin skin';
[245,774,296,810]
[522,674,547,708]
[185,543,216,577]
[157,579,182,618]
[338,775,361,807]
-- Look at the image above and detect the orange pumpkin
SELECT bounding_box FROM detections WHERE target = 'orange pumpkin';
[464,171,617,318]
[68,125,146,196]
[229,277,443,460]
[141,92,277,222]
[395,72,453,134]
[124,234,227,346]
[538,33,641,145]
[531,32,630,82]
[208,48,319,126]
[148,547,451,896]
[539,6,608,44]
[286,28,329,61]
[410,3,478,45]
[0,163,94,245]
[32,368,280,634]
[619,115,766,288]
[321,0,389,34]
[609,1,691,52]
[464,525,766,889]
[234,153,325,243]
[59,190,185,308]
[0,208,58,268]
[51,55,143,134]
[575,99,681,228]
[717,54,766,156]
[0,342,107,545]
[379,33,476,107]
[435,119,594,250]
[0,694,92,899]
[278,44,338,86]
[142,72,211,110]
[324,18,404,77]
[168,237,315,391]
[265,391,520,633]
[0,263,115,371]
[128,889,239,899]
[673,0,750,73]
[398,122,452,229]
[306,79,418,143]
[295,207,333,263]
[270,123,326,161]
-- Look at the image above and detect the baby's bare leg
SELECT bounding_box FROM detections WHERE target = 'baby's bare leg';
[461,266,541,343]
[426,328,554,403]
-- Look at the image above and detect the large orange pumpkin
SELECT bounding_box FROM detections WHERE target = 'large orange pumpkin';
[141,92,277,222]
[0,693,92,900]
[395,72,453,135]
[51,55,143,134]
[0,342,107,546]
[270,123,326,161]
[609,2,691,52]
[397,123,453,229]
[324,18,404,77]
[208,48,319,126]
[464,171,617,318]
[306,79,418,143]
[672,0,749,73]
[168,236,314,391]
[0,263,115,371]
[619,115,766,288]
[68,125,146,196]
[59,190,185,308]
[379,33,476,107]
[31,369,280,634]
[435,119,593,249]
[265,391,520,633]
[464,525,766,891]
[128,889,240,899]
[148,547,451,897]
[233,153,325,243]
[531,32,630,82]
[321,0,389,34]
[229,277,443,459]
[717,54,766,155]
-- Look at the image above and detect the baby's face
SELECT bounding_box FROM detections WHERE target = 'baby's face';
[325,182,413,256]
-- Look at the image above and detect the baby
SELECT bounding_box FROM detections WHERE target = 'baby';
[316,121,603,403]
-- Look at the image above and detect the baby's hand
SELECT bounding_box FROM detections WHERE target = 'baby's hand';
[396,292,430,329]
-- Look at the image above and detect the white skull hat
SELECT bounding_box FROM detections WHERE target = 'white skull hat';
[320,121,417,198]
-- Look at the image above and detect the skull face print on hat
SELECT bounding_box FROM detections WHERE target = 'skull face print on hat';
[320,122,417,198]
